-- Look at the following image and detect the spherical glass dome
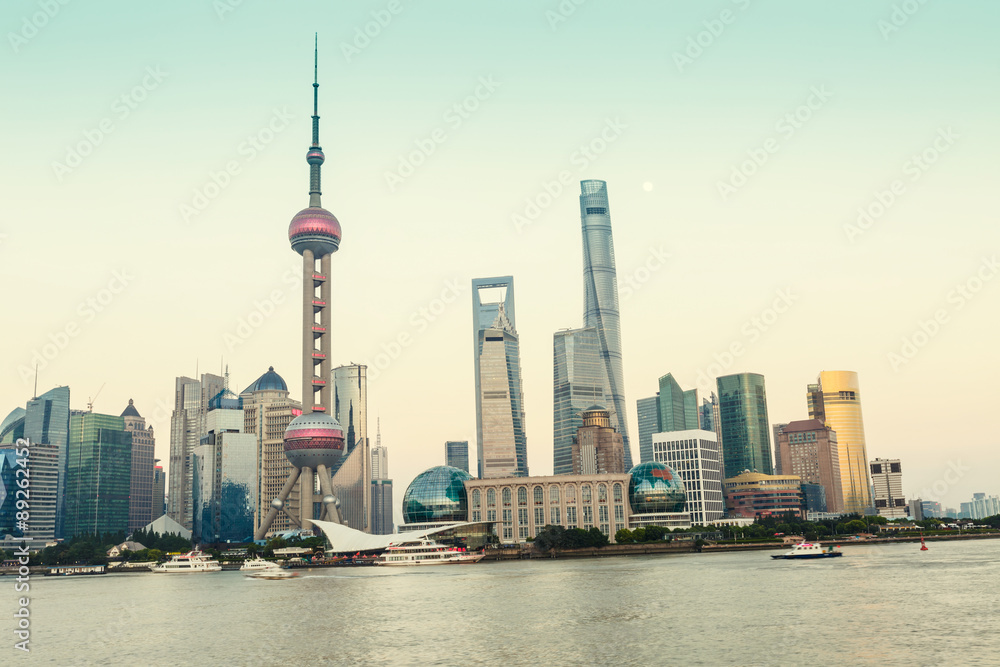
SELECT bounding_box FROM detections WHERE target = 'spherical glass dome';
[628,461,686,514]
[403,466,473,524]
[243,366,288,394]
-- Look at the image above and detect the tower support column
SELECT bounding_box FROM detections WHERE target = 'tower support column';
[301,466,314,530]
[254,467,301,541]
[302,248,315,410]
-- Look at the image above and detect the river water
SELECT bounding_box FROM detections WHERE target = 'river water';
[11,540,999,666]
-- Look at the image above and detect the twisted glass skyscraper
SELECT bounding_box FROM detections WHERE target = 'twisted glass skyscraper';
[580,180,633,469]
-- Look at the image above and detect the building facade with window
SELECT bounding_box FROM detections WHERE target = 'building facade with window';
[870,458,907,519]
[465,473,632,543]
[651,430,724,526]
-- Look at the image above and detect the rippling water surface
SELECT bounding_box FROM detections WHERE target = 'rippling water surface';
[15,540,1000,666]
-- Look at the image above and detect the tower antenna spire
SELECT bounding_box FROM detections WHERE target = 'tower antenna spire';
[307,32,325,207]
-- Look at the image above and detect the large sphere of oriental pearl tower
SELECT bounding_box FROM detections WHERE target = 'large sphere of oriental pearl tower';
[288,204,341,256]
[283,411,346,470]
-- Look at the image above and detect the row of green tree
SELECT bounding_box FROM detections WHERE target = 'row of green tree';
[614,525,672,544]
[531,525,610,550]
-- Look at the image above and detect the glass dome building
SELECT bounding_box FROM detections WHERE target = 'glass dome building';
[628,461,686,514]
[403,466,473,524]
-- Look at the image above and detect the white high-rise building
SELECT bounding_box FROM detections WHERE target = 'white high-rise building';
[652,430,724,526]
[870,458,908,519]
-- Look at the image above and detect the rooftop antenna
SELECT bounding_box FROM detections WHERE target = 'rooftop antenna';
[32,363,38,400]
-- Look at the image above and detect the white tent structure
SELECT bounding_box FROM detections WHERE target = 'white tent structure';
[141,515,192,541]
[311,519,474,554]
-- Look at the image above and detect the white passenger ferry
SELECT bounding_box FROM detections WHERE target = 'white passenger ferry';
[375,539,485,566]
[771,543,843,560]
[149,551,222,573]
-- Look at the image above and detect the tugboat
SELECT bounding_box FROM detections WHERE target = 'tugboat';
[771,542,843,560]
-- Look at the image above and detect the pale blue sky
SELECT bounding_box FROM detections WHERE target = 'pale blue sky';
[2,1,998,515]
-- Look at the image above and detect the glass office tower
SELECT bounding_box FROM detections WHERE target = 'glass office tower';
[636,396,660,464]
[553,327,606,474]
[716,373,773,478]
[580,180,633,470]
[445,440,470,474]
[808,371,872,514]
[472,277,528,478]
[24,386,71,538]
[65,411,133,538]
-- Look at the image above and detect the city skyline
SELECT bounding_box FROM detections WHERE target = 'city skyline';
[3,2,999,521]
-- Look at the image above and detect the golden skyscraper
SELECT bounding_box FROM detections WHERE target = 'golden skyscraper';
[807,371,871,514]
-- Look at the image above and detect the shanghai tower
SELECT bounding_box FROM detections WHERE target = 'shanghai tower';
[580,180,633,469]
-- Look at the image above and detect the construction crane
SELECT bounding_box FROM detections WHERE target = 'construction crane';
[87,383,106,412]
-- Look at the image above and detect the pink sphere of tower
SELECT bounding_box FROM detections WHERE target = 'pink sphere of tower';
[288,206,341,256]
[283,411,346,470]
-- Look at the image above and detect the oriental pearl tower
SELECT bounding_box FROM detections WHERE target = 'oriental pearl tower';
[255,38,345,540]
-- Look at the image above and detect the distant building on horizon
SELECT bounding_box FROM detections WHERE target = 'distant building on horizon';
[571,406,625,475]
[370,422,393,535]
[870,458,907,519]
[445,440,470,474]
[65,410,132,538]
[580,180,633,470]
[122,399,156,533]
[472,276,528,479]
[807,371,872,514]
[153,461,166,519]
[774,419,844,514]
[717,373,773,477]
[636,374,700,465]
[553,327,605,474]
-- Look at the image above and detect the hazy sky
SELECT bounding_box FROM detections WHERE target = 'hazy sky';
[2,1,998,520]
